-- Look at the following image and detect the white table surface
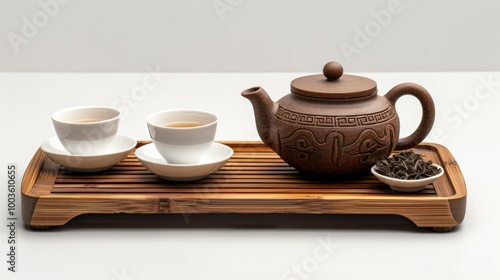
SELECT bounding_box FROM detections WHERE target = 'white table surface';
[1,71,498,279]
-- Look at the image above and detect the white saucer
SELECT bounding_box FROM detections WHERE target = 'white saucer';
[371,164,444,192]
[135,142,234,181]
[41,135,137,172]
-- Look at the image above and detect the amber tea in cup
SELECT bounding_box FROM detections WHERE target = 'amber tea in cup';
[73,119,103,123]
[163,121,204,128]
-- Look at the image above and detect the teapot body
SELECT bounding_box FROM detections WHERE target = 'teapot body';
[241,62,435,177]
[270,93,399,175]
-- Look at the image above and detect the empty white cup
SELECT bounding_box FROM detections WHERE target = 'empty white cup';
[52,106,121,155]
[147,109,218,164]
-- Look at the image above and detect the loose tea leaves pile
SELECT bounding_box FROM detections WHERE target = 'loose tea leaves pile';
[374,150,442,180]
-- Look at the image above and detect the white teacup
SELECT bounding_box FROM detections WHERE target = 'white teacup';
[52,106,121,155]
[147,109,218,164]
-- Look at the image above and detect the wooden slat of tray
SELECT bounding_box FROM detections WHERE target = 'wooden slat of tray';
[21,141,466,231]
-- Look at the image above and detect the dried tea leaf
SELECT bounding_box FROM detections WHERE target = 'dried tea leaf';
[374,150,441,180]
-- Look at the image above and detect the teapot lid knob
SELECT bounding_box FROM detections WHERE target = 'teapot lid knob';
[323,61,343,80]
[290,60,377,99]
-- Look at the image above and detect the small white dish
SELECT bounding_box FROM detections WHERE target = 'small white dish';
[135,142,233,181]
[41,135,136,172]
[371,164,444,192]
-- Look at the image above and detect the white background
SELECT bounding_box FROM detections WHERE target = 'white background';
[2,71,500,280]
[1,1,500,280]
[1,0,500,72]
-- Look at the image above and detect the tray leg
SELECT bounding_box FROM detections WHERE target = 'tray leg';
[29,225,53,230]
[431,226,454,232]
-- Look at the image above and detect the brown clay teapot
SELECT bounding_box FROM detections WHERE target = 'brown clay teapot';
[241,61,435,176]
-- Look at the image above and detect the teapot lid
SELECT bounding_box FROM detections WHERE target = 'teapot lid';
[290,61,377,99]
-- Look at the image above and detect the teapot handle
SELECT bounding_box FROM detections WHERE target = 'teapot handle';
[384,83,435,150]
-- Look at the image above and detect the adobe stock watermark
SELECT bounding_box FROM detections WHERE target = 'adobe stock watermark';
[213,0,243,21]
[110,64,168,119]
[180,143,263,225]
[429,73,500,144]
[7,0,71,54]
[73,123,117,155]
[59,64,166,168]
[339,0,404,62]
[109,268,135,280]
[181,181,221,225]
[282,235,340,280]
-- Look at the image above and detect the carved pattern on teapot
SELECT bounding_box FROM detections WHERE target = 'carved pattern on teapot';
[276,106,396,127]
[279,124,396,170]
[281,129,344,166]
[341,124,397,166]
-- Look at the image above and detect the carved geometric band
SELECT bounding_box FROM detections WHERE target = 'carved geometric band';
[276,106,396,127]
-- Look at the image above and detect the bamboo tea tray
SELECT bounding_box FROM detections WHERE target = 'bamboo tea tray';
[22,141,466,231]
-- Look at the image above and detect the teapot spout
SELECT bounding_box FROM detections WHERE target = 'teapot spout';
[241,86,278,150]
